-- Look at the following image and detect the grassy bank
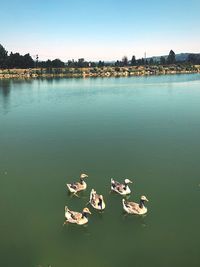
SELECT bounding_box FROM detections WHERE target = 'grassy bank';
[0,65,200,79]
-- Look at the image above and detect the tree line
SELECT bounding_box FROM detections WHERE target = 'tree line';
[0,44,200,69]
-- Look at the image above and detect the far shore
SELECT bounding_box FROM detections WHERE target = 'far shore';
[0,65,200,79]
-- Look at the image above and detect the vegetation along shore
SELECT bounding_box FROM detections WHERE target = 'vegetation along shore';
[0,65,200,79]
[0,43,200,79]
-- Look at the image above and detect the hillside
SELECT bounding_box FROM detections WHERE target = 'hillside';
[149,52,200,62]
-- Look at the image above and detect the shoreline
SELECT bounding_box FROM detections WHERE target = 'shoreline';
[0,65,200,79]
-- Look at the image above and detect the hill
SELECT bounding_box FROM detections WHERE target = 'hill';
[148,52,200,62]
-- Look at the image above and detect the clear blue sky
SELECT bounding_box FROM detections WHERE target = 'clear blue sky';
[1,0,200,61]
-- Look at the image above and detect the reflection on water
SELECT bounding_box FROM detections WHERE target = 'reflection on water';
[0,80,11,113]
[0,79,11,97]
[0,79,36,113]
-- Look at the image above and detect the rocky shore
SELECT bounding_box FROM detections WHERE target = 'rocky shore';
[0,65,200,79]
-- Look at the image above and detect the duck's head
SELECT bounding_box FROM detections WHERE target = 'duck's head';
[124,179,133,184]
[141,195,149,202]
[83,207,92,214]
[80,173,88,179]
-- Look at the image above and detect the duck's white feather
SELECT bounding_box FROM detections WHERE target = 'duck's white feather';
[122,199,148,215]
[111,178,131,195]
[66,180,87,193]
[90,189,106,210]
[64,206,89,225]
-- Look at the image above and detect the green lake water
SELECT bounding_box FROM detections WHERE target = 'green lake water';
[0,74,200,267]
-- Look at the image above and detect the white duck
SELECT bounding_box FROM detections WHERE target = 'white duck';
[111,178,132,195]
[66,173,88,194]
[89,189,106,210]
[122,196,149,215]
[64,206,91,225]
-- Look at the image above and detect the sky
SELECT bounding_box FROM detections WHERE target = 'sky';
[0,0,200,61]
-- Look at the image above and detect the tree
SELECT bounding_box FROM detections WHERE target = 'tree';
[149,58,154,65]
[167,50,176,64]
[7,52,23,68]
[51,59,65,68]
[115,60,120,67]
[160,56,166,65]
[77,58,84,68]
[46,59,52,68]
[122,56,128,66]
[0,44,8,68]
[23,53,34,68]
[98,61,105,67]
[141,58,145,65]
[131,55,136,66]
[6,52,34,68]
[67,60,75,68]
[188,54,200,64]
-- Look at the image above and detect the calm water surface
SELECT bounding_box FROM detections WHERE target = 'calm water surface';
[0,75,200,267]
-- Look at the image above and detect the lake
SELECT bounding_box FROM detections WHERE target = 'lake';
[0,74,200,267]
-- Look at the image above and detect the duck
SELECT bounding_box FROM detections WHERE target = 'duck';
[89,189,106,210]
[64,206,91,225]
[111,178,132,195]
[66,173,88,194]
[122,196,149,215]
